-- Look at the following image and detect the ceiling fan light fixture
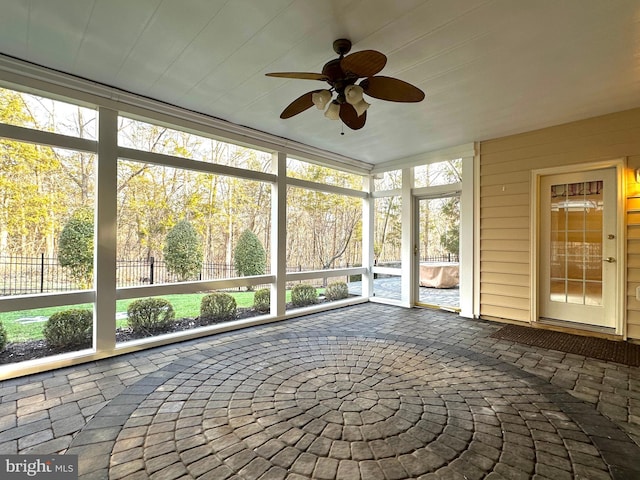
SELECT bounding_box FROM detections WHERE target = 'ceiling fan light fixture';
[266,39,425,129]
[324,101,340,120]
[312,90,332,109]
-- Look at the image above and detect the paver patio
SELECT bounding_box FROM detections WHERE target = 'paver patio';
[1,303,639,479]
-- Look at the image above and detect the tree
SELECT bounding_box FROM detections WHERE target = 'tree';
[234,229,266,289]
[285,163,363,271]
[0,88,69,257]
[440,197,460,256]
[374,196,401,265]
[58,208,94,288]
[163,220,203,281]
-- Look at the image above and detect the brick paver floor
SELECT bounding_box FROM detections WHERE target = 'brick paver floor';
[1,303,640,479]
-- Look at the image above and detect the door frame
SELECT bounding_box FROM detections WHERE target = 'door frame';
[413,192,462,312]
[530,159,626,336]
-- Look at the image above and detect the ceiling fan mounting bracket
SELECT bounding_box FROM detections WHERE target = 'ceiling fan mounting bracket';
[332,39,352,56]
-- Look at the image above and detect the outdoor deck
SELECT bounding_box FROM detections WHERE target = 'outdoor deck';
[0,303,638,479]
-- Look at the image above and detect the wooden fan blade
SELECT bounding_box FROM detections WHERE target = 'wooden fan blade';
[339,103,366,130]
[341,50,387,78]
[280,91,318,119]
[265,72,328,81]
[361,76,425,102]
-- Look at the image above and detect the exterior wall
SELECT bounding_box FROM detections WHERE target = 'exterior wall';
[626,154,640,339]
[479,107,640,339]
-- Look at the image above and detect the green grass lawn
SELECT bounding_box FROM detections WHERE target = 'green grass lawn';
[0,289,312,343]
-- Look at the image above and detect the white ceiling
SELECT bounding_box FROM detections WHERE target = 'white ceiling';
[0,0,639,166]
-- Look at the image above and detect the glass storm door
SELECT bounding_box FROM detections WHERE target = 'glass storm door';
[540,169,616,328]
[416,195,460,310]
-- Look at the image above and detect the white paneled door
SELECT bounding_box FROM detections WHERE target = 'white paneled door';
[539,168,617,328]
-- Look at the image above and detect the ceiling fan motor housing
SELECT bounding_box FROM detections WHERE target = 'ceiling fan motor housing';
[322,58,358,104]
[332,38,352,56]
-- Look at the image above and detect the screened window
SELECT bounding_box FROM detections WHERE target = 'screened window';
[0,87,96,139]
[287,187,362,272]
[287,157,363,189]
[118,116,271,172]
[117,160,271,287]
[374,169,402,191]
[414,159,462,188]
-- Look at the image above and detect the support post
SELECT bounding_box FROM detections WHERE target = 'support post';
[95,107,118,352]
[271,152,287,317]
[362,176,374,298]
[401,167,415,306]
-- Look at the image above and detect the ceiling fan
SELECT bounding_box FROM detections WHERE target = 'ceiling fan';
[266,39,425,131]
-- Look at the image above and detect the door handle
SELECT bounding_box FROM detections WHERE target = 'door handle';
[603,257,616,263]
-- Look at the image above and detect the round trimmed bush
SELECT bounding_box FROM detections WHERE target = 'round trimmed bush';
[325,281,349,301]
[200,292,237,323]
[44,309,93,349]
[0,321,7,351]
[127,298,175,335]
[253,288,270,313]
[291,284,318,307]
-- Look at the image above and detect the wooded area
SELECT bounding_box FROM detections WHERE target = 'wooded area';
[0,87,460,291]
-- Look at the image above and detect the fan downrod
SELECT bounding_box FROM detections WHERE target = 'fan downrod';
[332,38,352,56]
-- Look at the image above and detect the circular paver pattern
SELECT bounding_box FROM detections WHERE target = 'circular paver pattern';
[73,329,639,480]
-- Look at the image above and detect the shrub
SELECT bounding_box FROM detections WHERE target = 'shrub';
[291,284,318,307]
[163,219,203,281]
[200,293,237,323]
[127,298,175,335]
[44,309,93,349]
[58,208,94,288]
[234,230,266,290]
[253,288,270,313]
[325,281,349,301]
[0,322,7,351]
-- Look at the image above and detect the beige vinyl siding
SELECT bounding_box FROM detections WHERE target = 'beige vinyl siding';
[481,272,529,286]
[627,154,640,339]
[479,107,640,339]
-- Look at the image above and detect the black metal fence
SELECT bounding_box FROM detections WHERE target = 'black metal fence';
[0,254,457,296]
[0,255,244,295]
[420,253,459,263]
[0,254,78,296]
[116,257,240,287]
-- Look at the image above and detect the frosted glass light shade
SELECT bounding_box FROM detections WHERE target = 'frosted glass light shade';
[325,101,340,120]
[345,84,369,116]
[312,90,332,109]
[352,99,370,117]
[344,85,364,104]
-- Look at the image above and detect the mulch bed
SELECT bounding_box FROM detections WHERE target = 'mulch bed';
[0,308,262,365]
[0,298,350,365]
[491,324,640,367]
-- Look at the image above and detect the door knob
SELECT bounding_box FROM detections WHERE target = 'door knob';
[603,257,616,263]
